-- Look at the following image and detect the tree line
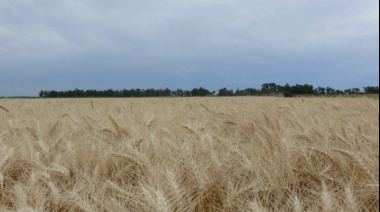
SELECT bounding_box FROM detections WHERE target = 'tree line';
[39,83,379,98]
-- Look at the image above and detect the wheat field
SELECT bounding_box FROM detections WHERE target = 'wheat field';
[0,97,378,211]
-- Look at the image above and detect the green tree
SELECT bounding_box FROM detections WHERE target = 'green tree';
[50,90,58,98]
[218,88,234,96]
[326,87,335,94]
[363,86,379,94]
[198,87,210,96]
[261,83,277,94]
[315,87,326,95]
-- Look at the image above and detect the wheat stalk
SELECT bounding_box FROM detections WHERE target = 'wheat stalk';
[0,105,9,113]
[0,97,377,211]
[321,181,333,211]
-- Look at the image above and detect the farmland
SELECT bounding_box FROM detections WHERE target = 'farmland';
[0,97,378,211]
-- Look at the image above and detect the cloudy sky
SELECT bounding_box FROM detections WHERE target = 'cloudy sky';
[0,0,378,96]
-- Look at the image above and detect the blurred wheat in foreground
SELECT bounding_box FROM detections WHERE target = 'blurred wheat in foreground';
[0,97,378,211]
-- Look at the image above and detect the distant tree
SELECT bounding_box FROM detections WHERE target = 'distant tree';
[191,88,199,96]
[243,88,261,96]
[105,89,115,97]
[284,83,291,91]
[283,90,292,97]
[363,86,379,94]
[120,89,127,97]
[276,85,284,93]
[228,89,234,96]
[135,89,143,97]
[352,88,361,94]
[74,88,85,97]
[218,88,227,96]
[184,90,191,97]
[314,87,326,95]
[235,88,245,96]
[172,89,181,97]
[50,90,58,98]
[326,87,335,94]
[39,84,377,98]
[199,87,211,96]
[303,84,314,94]
[190,87,210,96]
[334,90,344,95]
[163,88,172,96]
[145,89,154,97]
[218,88,234,96]
[261,83,277,94]
[115,90,122,97]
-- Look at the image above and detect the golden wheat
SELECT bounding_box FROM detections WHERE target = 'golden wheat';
[0,97,378,211]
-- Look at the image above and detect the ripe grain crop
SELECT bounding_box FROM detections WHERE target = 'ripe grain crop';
[0,97,378,211]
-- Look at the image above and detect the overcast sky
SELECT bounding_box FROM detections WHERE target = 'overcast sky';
[0,0,379,96]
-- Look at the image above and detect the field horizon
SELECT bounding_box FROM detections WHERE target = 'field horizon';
[0,96,378,211]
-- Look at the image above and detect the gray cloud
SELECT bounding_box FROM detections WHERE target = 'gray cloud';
[0,0,378,96]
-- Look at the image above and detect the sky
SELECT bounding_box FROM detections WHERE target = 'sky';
[0,0,379,96]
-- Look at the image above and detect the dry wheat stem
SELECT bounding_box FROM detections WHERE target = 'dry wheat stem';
[0,97,378,211]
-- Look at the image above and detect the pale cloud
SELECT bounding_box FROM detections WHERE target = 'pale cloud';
[0,0,378,96]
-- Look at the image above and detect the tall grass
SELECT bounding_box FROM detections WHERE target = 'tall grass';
[0,97,378,211]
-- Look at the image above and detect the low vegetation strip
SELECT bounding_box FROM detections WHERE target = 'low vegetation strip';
[37,84,379,98]
[0,97,378,211]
